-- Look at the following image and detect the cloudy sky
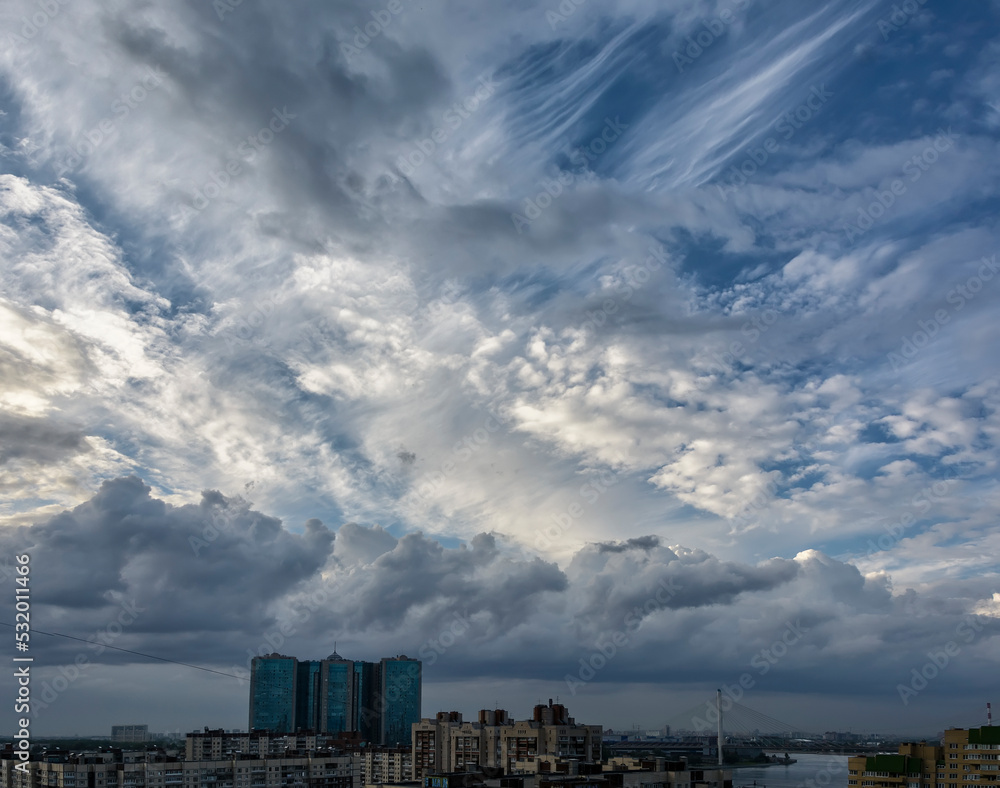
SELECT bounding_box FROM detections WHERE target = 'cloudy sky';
[1,0,999,738]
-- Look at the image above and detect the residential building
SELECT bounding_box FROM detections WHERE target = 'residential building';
[348,748,412,787]
[113,726,151,743]
[410,703,601,780]
[0,749,353,788]
[185,730,364,762]
[848,727,1000,788]
[849,742,944,788]
[945,726,1000,787]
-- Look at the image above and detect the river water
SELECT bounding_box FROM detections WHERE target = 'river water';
[730,752,851,788]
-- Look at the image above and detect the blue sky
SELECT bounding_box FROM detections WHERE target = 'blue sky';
[0,0,998,737]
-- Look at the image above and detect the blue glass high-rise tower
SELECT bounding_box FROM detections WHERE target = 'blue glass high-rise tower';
[249,653,297,732]
[248,652,421,740]
[354,660,380,742]
[295,660,321,731]
[320,652,355,733]
[379,655,421,746]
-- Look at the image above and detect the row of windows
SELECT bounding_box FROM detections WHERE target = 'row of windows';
[851,778,1000,787]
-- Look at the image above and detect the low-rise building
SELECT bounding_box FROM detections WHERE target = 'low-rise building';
[0,750,353,788]
[185,731,361,762]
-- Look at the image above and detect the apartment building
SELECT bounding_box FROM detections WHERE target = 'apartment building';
[112,728,151,744]
[184,730,364,762]
[0,750,353,788]
[944,726,1000,787]
[848,727,1000,788]
[411,702,602,779]
[347,748,411,787]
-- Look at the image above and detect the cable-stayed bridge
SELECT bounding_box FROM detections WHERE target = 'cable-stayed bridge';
[606,696,876,760]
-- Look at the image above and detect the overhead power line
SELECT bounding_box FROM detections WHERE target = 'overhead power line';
[0,621,244,680]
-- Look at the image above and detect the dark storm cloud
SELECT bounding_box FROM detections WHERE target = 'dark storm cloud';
[596,535,660,552]
[0,479,996,706]
[0,413,90,466]
[333,531,568,634]
[2,476,332,620]
[568,542,801,629]
[101,0,453,245]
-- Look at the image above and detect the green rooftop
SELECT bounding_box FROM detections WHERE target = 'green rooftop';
[969,727,1000,746]
[865,755,922,775]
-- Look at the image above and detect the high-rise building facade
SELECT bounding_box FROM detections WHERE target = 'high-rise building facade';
[249,652,421,742]
[320,654,357,734]
[296,661,321,732]
[249,654,298,732]
[379,656,422,747]
[354,661,381,742]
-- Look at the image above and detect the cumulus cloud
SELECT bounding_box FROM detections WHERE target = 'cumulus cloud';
[0,0,998,734]
[0,480,995,715]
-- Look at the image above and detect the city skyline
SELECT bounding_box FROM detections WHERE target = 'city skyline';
[1,0,999,741]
